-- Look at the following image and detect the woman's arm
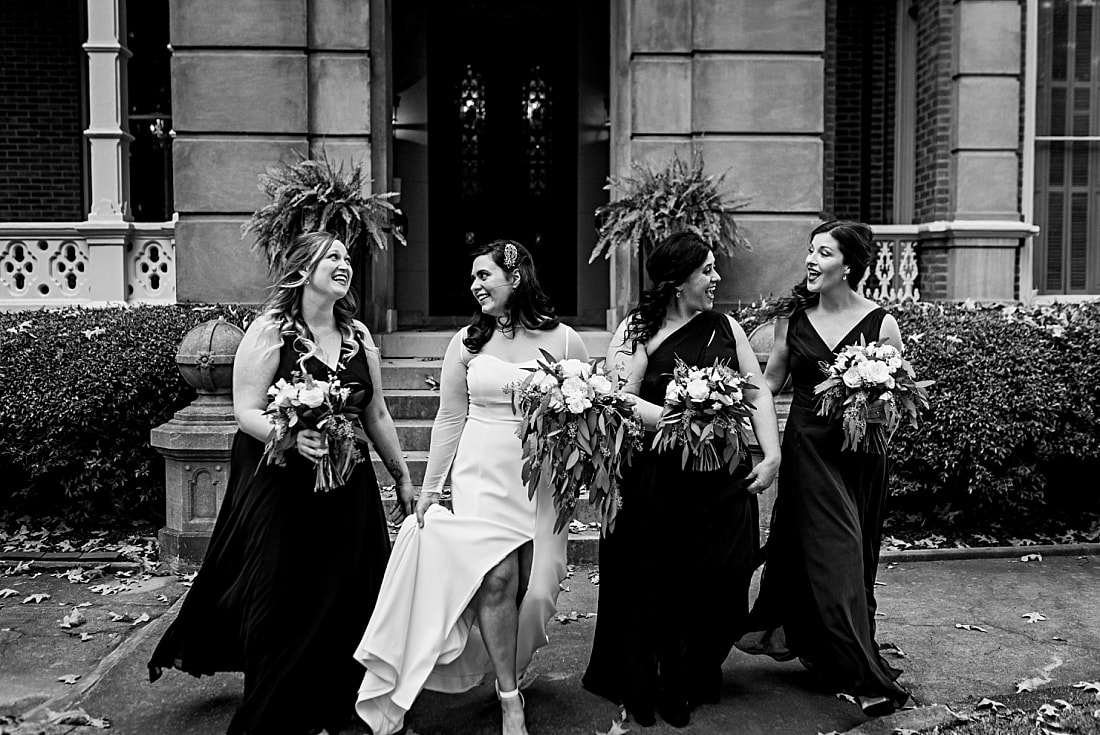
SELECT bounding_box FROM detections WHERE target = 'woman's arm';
[727,316,781,494]
[605,319,664,430]
[763,317,791,396]
[357,323,415,520]
[232,316,283,443]
[416,329,471,526]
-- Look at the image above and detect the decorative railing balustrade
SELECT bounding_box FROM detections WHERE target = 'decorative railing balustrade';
[863,224,920,301]
[0,221,175,308]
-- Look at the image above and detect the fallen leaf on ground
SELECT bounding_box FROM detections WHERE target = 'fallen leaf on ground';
[1020,553,1043,562]
[976,698,1006,711]
[130,612,151,626]
[0,589,18,598]
[57,674,81,685]
[1022,612,1047,624]
[835,693,857,705]
[107,611,128,622]
[45,708,109,728]
[1016,675,1050,693]
[893,729,919,735]
[79,632,94,642]
[156,594,168,603]
[554,611,595,624]
[76,601,93,608]
[955,623,987,632]
[879,642,907,658]
[596,716,630,735]
[21,593,50,604]
[60,608,86,629]
[1074,681,1100,694]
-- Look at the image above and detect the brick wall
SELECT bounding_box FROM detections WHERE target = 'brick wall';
[913,0,953,223]
[917,245,949,299]
[825,0,896,224]
[0,2,85,222]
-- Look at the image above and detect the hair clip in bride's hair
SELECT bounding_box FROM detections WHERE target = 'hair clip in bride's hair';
[503,242,518,270]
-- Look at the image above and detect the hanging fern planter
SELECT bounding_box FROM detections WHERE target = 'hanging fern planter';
[241,152,406,277]
[589,151,751,263]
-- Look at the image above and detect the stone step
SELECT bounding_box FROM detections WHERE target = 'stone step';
[384,389,440,420]
[393,418,433,451]
[381,358,443,390]
[380,329,614,360]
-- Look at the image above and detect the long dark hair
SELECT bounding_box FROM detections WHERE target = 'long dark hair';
[769,219,875,318]
[463,239,559,353]
[622,232,713,354]
[259,230,363,370]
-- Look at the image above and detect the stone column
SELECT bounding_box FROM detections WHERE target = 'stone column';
[169,0,309,304]
[83,0,132,303]
[919,0,1027,301]
[609,0,826,318]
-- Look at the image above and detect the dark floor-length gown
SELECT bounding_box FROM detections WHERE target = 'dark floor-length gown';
[736,307,909,707]
[148,336,392,735]
[583,310,758,718]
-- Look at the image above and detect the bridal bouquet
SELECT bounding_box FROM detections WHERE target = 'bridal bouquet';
[507,351,643,536]
[814,337,932,453]
[261,372,369,491]
[653,356,758,473]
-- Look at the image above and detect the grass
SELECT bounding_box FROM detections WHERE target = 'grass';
[916,685,1100,735]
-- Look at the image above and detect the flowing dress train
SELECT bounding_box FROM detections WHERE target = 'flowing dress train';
[583,310,759,713]
[353,352,568,735]
[148,337,391,735]
[736,307,909,707]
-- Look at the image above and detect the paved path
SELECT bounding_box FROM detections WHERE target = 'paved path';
[1,554,1098,734]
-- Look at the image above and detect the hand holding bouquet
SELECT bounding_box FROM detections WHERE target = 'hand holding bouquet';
[507,351,643,535]
[814,337,932,453]
[262,371,369,491]
[653,356,758,473]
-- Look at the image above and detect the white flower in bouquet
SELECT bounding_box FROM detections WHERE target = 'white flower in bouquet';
[267,378,298,409]
[665,381,684,402]
[297,382,328,408]
[843,367,863,389]
[532,371,559,392]
[558,358,592,380]
[588,374,614,396]
[686,379,710,401]
[565,395,593,414]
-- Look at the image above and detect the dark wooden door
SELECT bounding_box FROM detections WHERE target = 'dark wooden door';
[427,1,578,315]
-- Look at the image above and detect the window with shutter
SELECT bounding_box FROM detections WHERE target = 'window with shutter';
[1035,0,1099,295]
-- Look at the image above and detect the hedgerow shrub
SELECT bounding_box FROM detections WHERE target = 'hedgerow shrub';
[888,300,1100,516]
[731,299,1100,520]
[0,304,253,523]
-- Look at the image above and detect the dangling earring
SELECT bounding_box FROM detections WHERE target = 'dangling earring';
[675,289,683,299]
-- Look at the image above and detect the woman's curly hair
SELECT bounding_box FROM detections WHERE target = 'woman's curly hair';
[622,232,713,354]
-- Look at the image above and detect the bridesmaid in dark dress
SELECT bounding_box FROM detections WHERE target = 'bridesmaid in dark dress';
[583,233,781,728]
[148,231,416,735]
[736,220,910,716]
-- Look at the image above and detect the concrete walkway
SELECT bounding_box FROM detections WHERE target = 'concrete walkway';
[1,553,1098,735]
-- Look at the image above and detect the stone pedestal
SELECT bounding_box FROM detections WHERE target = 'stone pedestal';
[150,319,243,572]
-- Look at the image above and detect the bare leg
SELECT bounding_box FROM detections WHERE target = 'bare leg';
[475,550,528,735]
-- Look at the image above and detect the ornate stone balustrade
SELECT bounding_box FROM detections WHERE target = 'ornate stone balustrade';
[0,221,175,308]
[864,224,921,302]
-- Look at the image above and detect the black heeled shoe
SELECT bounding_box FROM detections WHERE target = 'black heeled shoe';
[859,695,895,717]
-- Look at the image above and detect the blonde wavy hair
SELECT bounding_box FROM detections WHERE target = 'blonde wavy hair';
[258,231,367,372]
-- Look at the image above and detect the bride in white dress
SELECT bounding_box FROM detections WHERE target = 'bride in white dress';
[353,240,588,735]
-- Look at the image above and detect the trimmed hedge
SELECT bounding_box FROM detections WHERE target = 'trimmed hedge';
[732,300,1100,519]
[0,304,253,523]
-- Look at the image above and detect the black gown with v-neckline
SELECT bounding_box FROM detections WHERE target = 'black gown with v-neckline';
[736,306,910,707]
[148,336,391,735]
[583,310,758,719]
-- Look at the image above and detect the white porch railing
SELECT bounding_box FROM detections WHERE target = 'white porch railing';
[0,220,175,308]
[865,224,920,301]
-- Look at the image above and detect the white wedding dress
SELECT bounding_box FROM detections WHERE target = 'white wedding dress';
[353,330,571,735]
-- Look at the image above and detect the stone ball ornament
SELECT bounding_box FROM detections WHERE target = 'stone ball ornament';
[175,319,244,394]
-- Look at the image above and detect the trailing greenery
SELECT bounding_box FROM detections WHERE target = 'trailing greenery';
[242,151,405,277]
[0,304,253,523]
[590,151,751,262]
[731,299,1100,522]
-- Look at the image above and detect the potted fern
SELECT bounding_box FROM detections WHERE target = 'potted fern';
[589,151,751,264]
[242,151,405,276]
